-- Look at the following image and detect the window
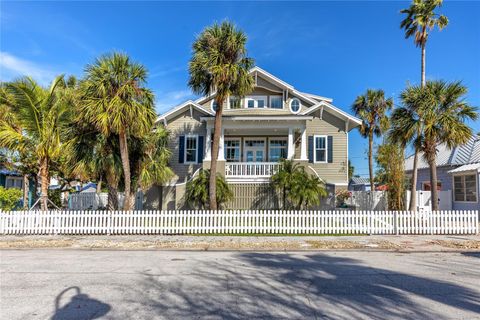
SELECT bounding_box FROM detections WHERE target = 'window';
[422,181,442,191]
[290,98,301,114]
[454,174,477,202]
[270,96,283,109]
[314,136,327,163]
[185,135,198,163]
[211,100,219,112]
[224,139,241,162]
[245,96,267,109]
[229,96,241,109]
[269,139,287,161]
[6,177,22,189]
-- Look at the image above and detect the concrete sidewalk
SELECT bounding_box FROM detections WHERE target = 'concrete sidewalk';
[1,234,479,251]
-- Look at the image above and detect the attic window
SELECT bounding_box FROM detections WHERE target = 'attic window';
[290,98,301,114]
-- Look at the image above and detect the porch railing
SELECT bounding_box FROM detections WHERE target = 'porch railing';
[225,162,281,177]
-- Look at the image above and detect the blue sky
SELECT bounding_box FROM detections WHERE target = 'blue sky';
[1,1,479,176]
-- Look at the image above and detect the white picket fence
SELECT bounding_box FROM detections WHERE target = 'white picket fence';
[0,210,478,235]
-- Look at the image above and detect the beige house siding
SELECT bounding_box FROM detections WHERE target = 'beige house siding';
[305,110,348,185]
[165,109,207,184]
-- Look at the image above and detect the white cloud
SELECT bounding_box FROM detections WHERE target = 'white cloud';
[155,89,196,114]
[0,51,58,85]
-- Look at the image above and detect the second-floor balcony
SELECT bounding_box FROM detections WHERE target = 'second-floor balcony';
[225,162,281,180]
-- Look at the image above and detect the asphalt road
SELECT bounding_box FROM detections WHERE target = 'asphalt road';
[1,250,479,320]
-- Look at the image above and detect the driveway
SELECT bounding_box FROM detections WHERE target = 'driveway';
[1,250,479,319]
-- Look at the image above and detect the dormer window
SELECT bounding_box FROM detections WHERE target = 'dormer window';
[290,98,301,114]
[245,96,267,108]
[229,96,241,109]
[270,96,283,109]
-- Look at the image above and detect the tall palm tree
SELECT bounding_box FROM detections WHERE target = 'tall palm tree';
[400,0,448,210]
[188,21,255,210]
[352,90,393,191]
[0,76,72,210]
[80,53,156,210]
[390,81,477,210]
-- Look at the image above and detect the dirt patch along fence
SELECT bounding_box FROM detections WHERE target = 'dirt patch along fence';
[0,210,478,235]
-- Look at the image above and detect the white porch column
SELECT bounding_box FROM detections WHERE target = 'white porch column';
[205,125,212,161]
[300,126,307,160]
[218,128,225,161]
[287,127,295,159]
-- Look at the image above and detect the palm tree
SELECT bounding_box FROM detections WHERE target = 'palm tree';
[0,76,72,210]
[390,81,477,210]
[400,0,448,211]
[290,169,327,210]
[186,169,233,209]
[352,90,393,191]
[271,159,302,209]
[188,21,255,210]
[80,53,156,210]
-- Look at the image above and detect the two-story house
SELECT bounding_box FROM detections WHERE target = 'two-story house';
[153,67,361,209]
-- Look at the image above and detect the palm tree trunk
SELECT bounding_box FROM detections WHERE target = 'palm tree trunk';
[118,130,132,210]
[368,132,374,191]
[23,174,29,209]
[105,173,119,210]
[421,37,426,87]
[427,154,439,211]
[96,177,102,194]
[39,158,49,211]
[209,100,223,210]
[409,151,419,211]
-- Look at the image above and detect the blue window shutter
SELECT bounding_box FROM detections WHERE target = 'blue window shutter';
[197,136,204,163]
[179,135,185,164]
[327,136,333,163]
[308,136,314,163]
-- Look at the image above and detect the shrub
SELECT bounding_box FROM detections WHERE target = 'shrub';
[185,170,233,209]
[0,187,22,211]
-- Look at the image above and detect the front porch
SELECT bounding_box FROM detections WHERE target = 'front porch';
[202,120,309,181]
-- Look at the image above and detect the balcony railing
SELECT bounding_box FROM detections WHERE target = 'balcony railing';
[225,162,281,178]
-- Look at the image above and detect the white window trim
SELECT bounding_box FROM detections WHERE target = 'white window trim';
[243,137,266,162]
[245,95,267,109]
[224,137,241,162]
[452,172,478,203]
[268,137,288,161]
[313,135,328,163]
[289,98,302,114]
[184,134,199,164]
[270,95,283,109]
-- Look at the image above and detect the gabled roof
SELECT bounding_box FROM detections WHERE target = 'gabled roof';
[405,134,480,171]
[158,66,360,128]
[301,101,362,126]
[156,100,214,123]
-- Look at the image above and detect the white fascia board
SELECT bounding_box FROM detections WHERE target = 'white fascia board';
[300,92,333,103]
[290,89,320,105]
[250,66,294,90]
[301,101,362,127]
[156,100,214,123]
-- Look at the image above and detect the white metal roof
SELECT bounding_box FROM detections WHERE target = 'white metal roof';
[448,163,480,174]
[405,135,480,171]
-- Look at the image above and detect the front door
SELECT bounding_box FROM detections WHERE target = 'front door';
[244,139,266,162]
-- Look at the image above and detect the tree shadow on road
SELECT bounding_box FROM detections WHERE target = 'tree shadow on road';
[51,286,110,320]
[135,252,480,319]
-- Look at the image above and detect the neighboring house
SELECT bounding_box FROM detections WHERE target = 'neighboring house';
[0,168,23,189]
[405,134,480,210]
[348,177,375,191]
[154,67,361,209]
